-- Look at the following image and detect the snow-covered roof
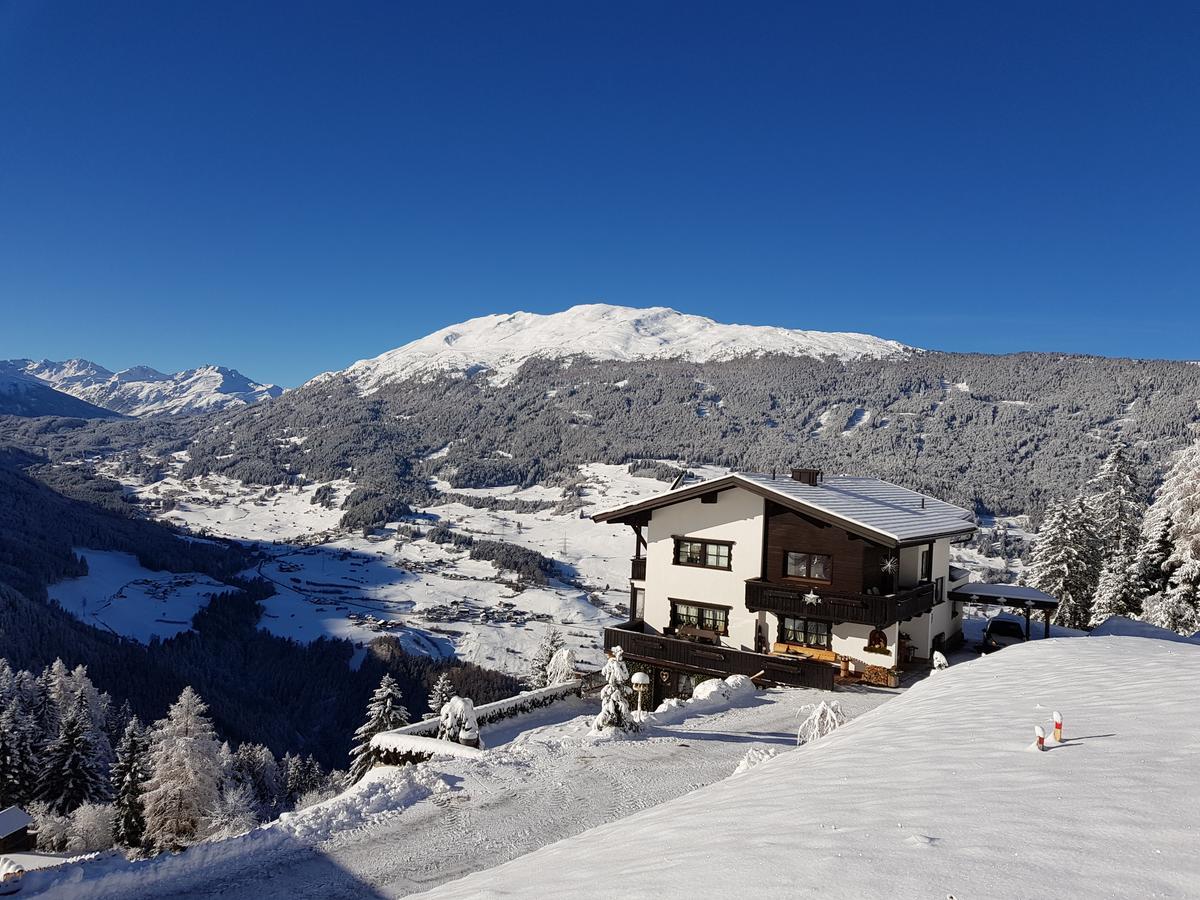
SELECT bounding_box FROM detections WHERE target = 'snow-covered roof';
[370,733,485,760]
[593,471,975,547]
[0,806,32,838]
[949,582,1059,610]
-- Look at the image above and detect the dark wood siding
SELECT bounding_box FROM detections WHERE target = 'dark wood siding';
[763,501,888,593]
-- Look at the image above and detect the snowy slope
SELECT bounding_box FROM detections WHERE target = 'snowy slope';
[6,357,283,416]
[420,635,1200,900]
[0,367,119,418]
[317,304,913,388]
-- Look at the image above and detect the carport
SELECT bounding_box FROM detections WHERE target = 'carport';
[948,583,1060,640]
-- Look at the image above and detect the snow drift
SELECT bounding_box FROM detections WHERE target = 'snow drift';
[418,635,1200,899]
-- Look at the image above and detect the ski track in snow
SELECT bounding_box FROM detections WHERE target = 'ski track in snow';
[27,686,891,899]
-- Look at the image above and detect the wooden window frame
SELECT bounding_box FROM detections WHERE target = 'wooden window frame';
[777,615,833,651]
[783,550,833,585]
[668,599,731,636]
[672,536,734,571]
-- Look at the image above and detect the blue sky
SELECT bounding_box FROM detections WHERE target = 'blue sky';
[1,2,1197,386]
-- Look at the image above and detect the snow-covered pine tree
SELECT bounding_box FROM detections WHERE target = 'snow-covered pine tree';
[231,743,282,820]
[525,627,565,690]
[1138,438,1200,635]
[591,645,636,733]
[544,646,577,685]
[1028,497,1101,630]
[1085,442,1143,558]
[111,717,150,849]
[1089,552,1140,626]
[141,687,223,851]
[36,694,106,814]
[67,664,114,782]
[424,672,457,720]
[349,674,410,783]
[1134,510,1175,602]
[0,702,39,807]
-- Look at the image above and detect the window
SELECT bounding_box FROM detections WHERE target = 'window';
[778,616,832,650]
[670,601,730,635]
[784,551,832,582]
[673,537,732,570]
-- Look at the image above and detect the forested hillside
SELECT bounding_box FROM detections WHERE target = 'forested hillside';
[0,449,521,766]
[164,350,1200,527]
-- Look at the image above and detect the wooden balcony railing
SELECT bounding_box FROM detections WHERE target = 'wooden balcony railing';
[630,557,647,581]
[603,625,835,691]
[744,580,939,626]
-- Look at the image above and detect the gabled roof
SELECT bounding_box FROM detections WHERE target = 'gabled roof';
[593,472,975,547]
[0,806,32,838]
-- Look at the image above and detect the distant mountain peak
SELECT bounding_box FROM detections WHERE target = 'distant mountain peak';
[319,303,913,389]
[4,358,283,417]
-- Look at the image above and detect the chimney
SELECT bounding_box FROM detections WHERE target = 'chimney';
[790,467,822,486]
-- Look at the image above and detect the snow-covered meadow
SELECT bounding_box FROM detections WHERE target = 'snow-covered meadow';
[73,460,732,673]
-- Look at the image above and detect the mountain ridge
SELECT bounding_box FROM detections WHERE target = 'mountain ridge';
[4,357,283,417]
[314,303,914,389]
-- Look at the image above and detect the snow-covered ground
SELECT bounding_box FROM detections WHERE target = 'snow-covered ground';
[75,460,729,673]
[418,635,1200,900]
[23,681,891,899]
[46,550,229,641]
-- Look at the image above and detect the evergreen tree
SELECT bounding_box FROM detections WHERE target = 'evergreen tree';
[349,674,409,783]
[1134,511,1175,601]
[36,694,106,814]
[1089,552,1139,626]
[1028,497,1100,630]
[591,646,636,733]
[424,672,457,720]
[1085,442,1142,558]
[0,702,38,807]
[111,717,150,849]
[231,743,282,819]
[525,627,565,690]
[142,687,223,851]
[1138,439,1200,635]
[545,646,577,685]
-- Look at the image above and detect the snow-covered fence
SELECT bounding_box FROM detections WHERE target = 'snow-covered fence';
[371,679,583,744]
[371,733,486,767]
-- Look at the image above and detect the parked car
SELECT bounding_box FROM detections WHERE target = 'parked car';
[981,615,1027,652]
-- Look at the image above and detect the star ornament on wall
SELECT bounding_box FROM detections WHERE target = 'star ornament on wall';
[803,589,821,606]
[880,556,898,575]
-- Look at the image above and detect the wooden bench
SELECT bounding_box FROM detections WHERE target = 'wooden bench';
[772,642,838,663]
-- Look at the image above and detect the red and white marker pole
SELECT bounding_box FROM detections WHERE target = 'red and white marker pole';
[1035,725,1046,751]
[1053,711,1062,743]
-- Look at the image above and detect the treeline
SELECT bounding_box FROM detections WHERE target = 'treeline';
[67,348,1197,530]
[0,662,340,855]
[1029,438,1200,636]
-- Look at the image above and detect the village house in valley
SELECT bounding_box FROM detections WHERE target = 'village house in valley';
[595,467,993,700]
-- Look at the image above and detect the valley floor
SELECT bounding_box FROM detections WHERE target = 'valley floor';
[25,683,893,899]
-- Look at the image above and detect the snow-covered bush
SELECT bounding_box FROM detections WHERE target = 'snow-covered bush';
[28,801,71,852]
[931,651,949,671]
[797,700,845,746]
[526,628,565,689]
[439,695,483,748]
[205,783,259,842]
[67,802,115,853]
[732,746,780,777]
[591,646,637,734]
[545,647,577,686]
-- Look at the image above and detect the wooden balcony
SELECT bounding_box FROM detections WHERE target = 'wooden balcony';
[745,579,939,626]
[630,556,646,581]
[603,624,835,691]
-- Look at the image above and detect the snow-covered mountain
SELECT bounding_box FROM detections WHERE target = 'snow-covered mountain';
[0,368,119,419]
[5,358,283,416]
[318,304,914,389]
